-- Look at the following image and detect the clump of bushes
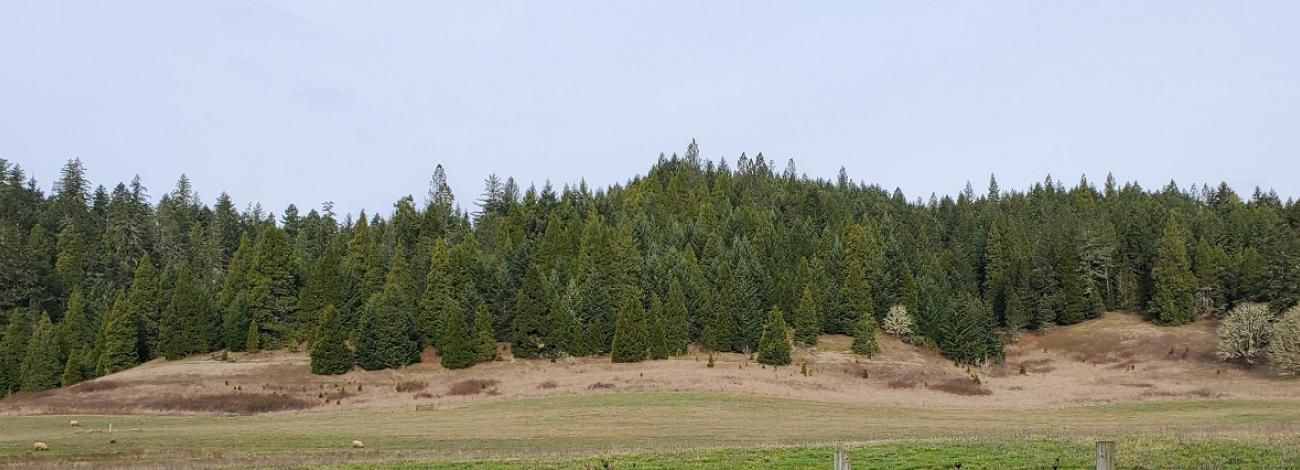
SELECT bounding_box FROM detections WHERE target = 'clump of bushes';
[447,379,500,396]
[1216,303,1300,375]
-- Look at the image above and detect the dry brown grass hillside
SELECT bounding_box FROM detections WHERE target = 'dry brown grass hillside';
[2,311,1295,416]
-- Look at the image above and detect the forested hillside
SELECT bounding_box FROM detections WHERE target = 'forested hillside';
[3,141,1300,395]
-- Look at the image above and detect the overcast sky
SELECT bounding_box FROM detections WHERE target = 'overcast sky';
[3,1,1298,219]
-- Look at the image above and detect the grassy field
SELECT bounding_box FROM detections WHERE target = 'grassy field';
[3,392,1299,468]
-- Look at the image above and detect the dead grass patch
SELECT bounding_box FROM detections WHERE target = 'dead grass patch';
[395,380,428,393]
[538,380,558,389]
[587,382,616,390]
[448,379,500,396]
[143,393,315,415]
[886,377,920,389]
[927,379,993,396]
[70,379,126,393]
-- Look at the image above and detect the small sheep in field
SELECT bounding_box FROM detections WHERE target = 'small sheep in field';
[351,440,364,449]
[33,442,48,451]
[69,420,80,427]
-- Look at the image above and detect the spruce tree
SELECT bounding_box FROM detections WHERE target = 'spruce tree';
[610,297,648,363]
[299,243,345,340]
[756,306,792,366]
[419,239,453,348]
[473,303,500,361]
[851,309,880,357]
[1151,217,1197,325]
[543,284,576,356]
[57,288,94,360]
[126,253,161,360]
[0,312,33,395]
[663,279,690,355]
[97,291,139,375]
[793,286,820,346]
[354,255,419,370]
[842,223,880,333]
[647,296,669,360]
[438,300,476,369]
[60,348,88,387]
[246,320,260,352]
[510,265,549,358]
[158,264,211,359]
[20,313,62,392]
[222,292,250,351]
[309,305,352,374]
[248,227,298,346]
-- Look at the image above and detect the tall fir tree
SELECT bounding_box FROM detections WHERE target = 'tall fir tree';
[247,227,298,346]
[1151,217,1197,325]
[510,265,549,358]
[610,297,648,363]
[663,279,690,355]
[419,239,453,348]
[309,305,352,375]
[355,250,419,370]
[438,299,476,369]
[222,292,250,352]
[97,291,139,375]
[20,313,62,392]
[473,303,500,361]
[793,286,820,346]
[158,264,213,359]
[127,253,162,360]
[850,309,880,357]
[0,312,33,395]
[646,295,669,360]
[756,306,792,366]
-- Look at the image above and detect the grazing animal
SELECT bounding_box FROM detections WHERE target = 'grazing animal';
[351,440,365,449]
[33,442,48,451]
[69,420,80,427]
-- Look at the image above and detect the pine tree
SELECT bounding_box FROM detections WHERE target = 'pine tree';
[647,295,669,360]
[473,303,499,361]
[543,283,576,356]
[20,313,62,392]
[158,264,212,359]
[851,309,880,357]
[438,299,476,369]
[60,348,88,387]
[97,291,139,374]
[610,297,648,363]
[127,253,162,360]
[299,243,345,341]
[663,279,690,355]
[1151,217,1197,325]
[309,305,352,374]
[793,286,820,346]
[756,306,792,366]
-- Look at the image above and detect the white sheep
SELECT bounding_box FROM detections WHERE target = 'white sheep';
[351,440,365,449]
[33,441,48,451]
[69,420,80,427]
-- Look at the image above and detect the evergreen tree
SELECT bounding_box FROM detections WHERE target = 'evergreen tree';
[473,303,500,361]
[438,299,476,369]
[663,279,690,355]
[97,291,139,374]
[127,253,162,360]
[20,313,62,392]
[1151,217,1197,325]
[793,286,820,346]
[222,292,250,351]
[309,305,352,374]
[60,348,88,386]
[842,223,880,333]
[246,320,260,352]
[756,306,792,366]
[0,312,33,395]
[299,243,345,340]
[647,295,669,360]
[248,227,298,346]
[510,265,549,358]
[610,297,648,363]
[56,288,94,360]
[158,264,213,359]
[354,254,420,370]
[851,309,880,357]
[419,239,453,348]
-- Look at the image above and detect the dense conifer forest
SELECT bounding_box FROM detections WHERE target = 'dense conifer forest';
[3,141,1300,394]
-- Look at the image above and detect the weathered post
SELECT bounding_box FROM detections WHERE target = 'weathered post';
[833,449,852,470]
[1095,441,1116,470]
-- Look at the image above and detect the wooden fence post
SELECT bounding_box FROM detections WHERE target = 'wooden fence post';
[1095,441,1116,470]
[833,449,852,470]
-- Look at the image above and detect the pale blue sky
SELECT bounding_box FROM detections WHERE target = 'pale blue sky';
[3,1,1298,218]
